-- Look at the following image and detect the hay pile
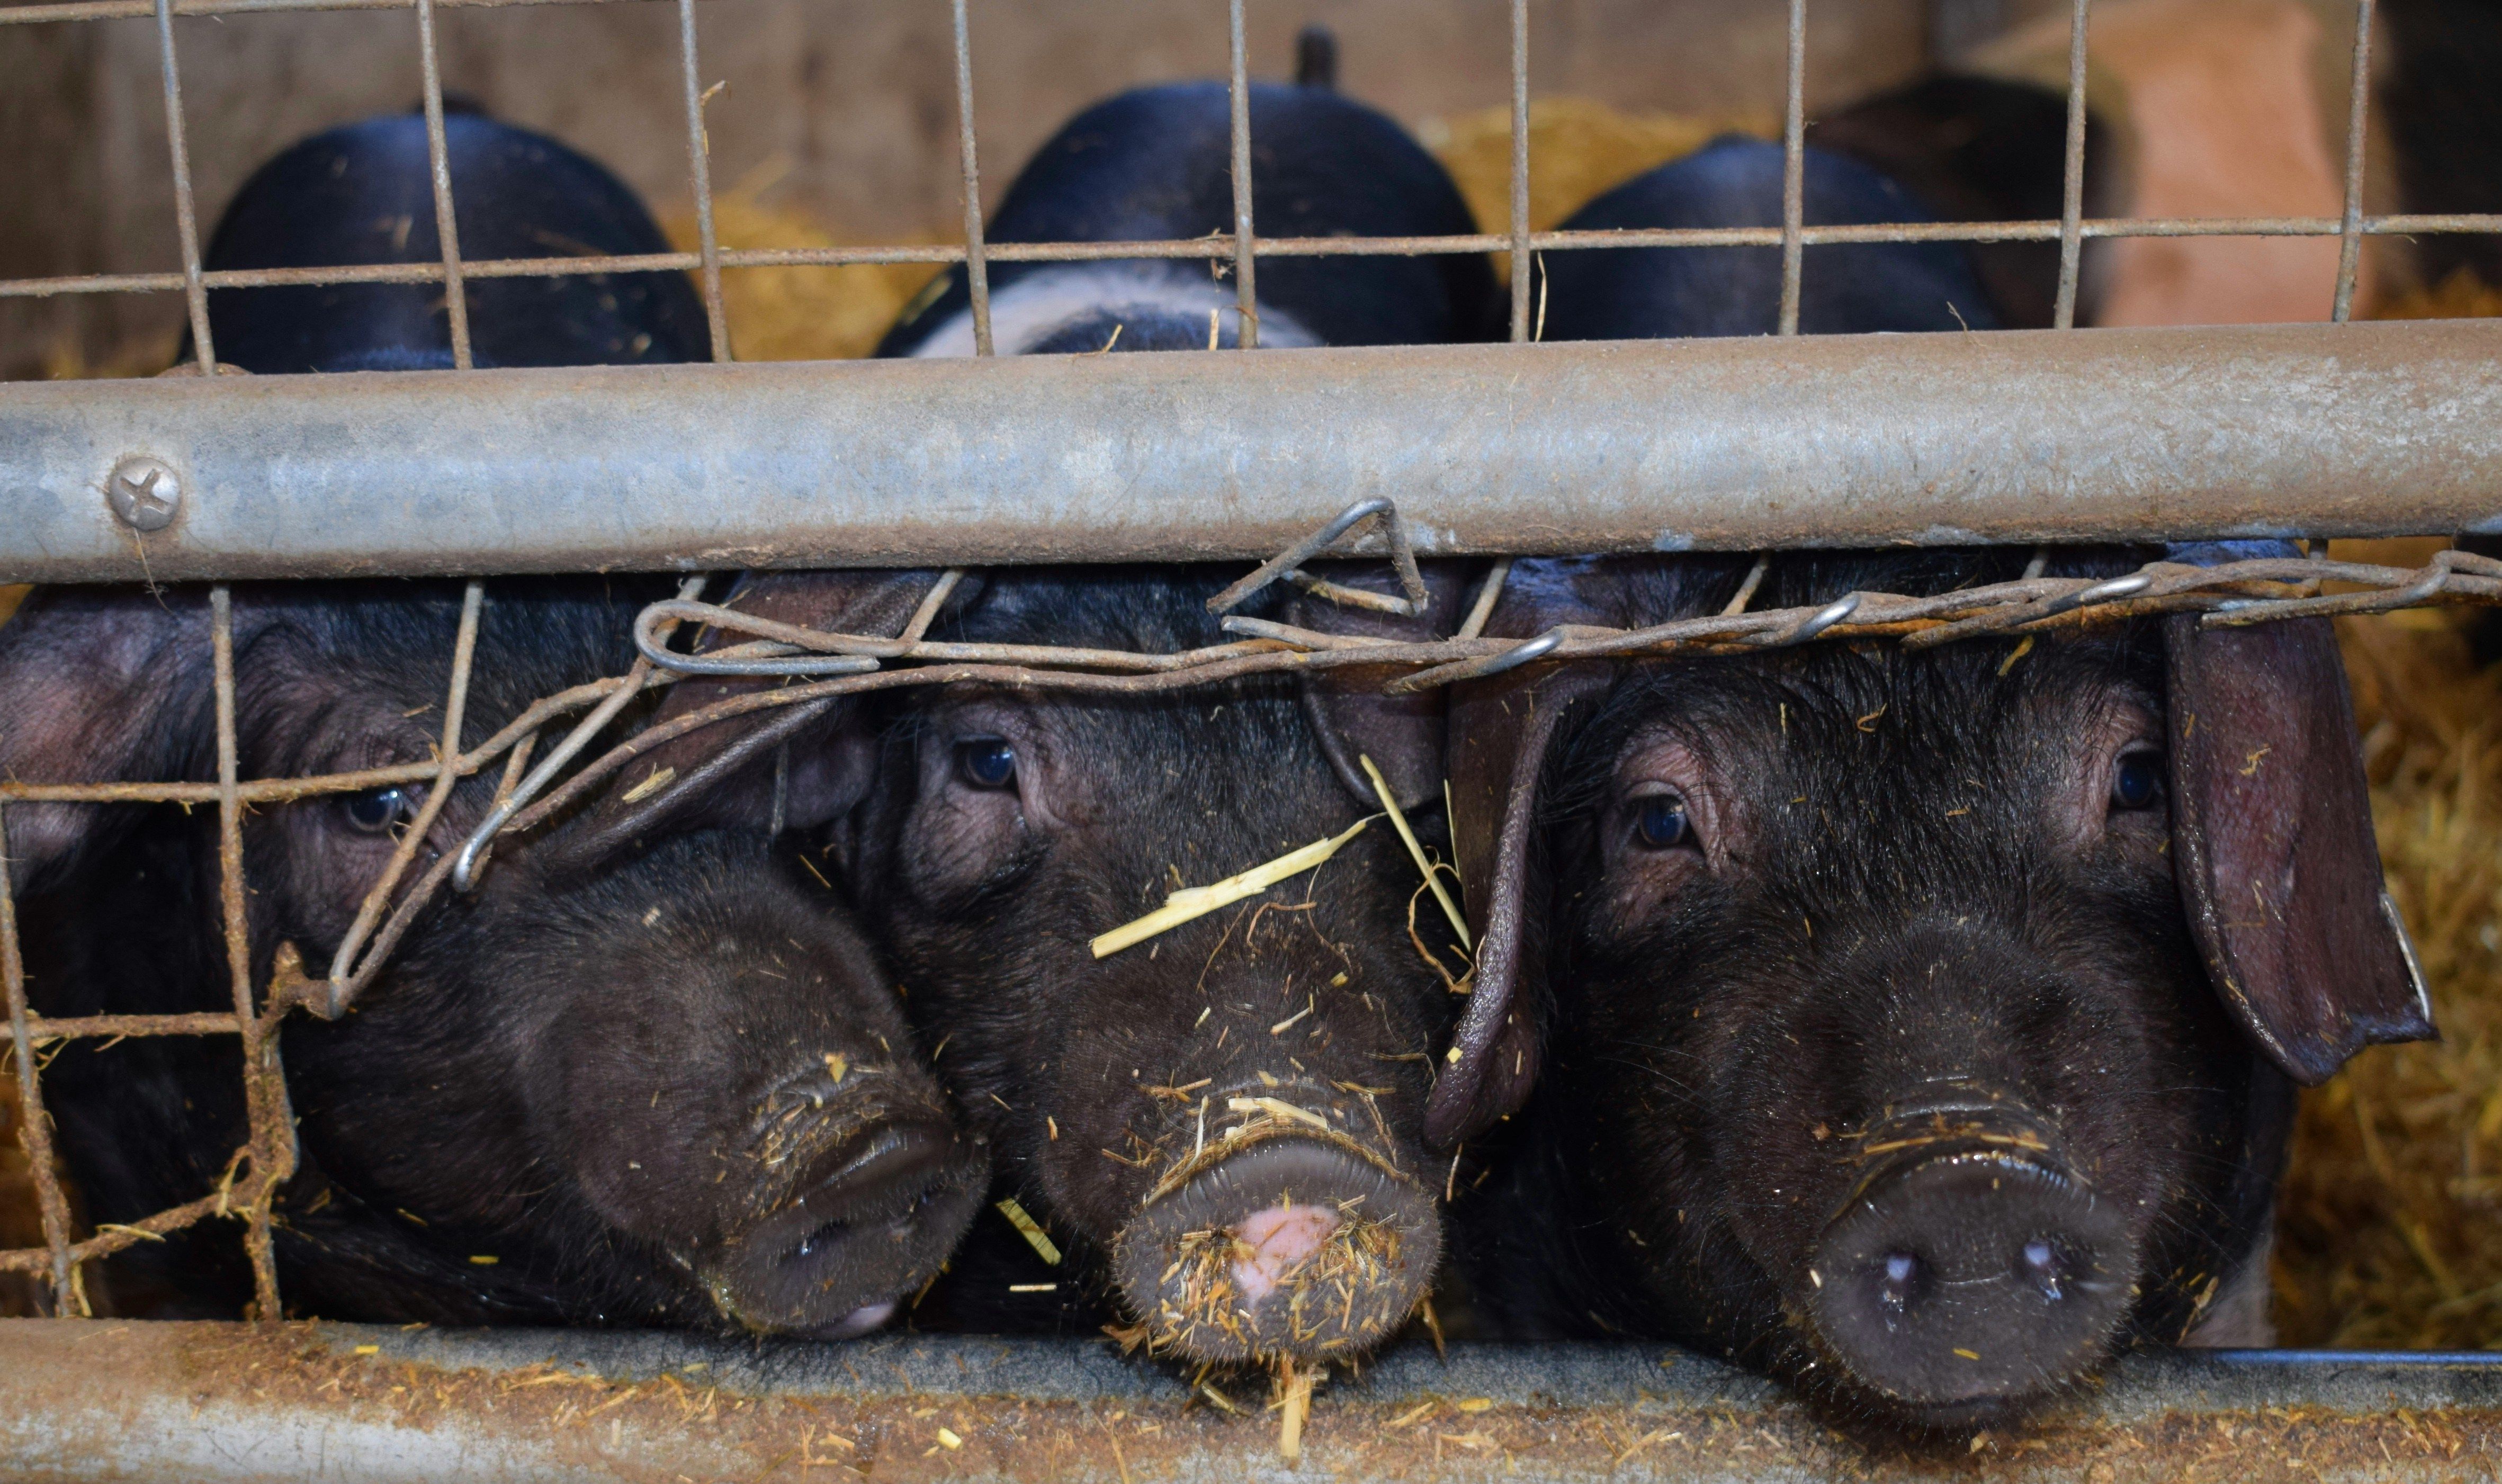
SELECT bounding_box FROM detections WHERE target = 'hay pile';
[662,163,944,363]
[1418,97,1772,242]
[2275,568,2502,1347]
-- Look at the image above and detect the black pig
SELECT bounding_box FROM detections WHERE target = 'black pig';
[0,112,980,1330]
[617,77,1497,1366]
[1438,140,2433,1428]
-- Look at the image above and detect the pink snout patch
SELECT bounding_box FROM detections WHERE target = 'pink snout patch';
[1231,1203,1342,1307]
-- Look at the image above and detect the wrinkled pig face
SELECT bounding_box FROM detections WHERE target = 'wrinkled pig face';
[7,583,980,1332]
[1538,624,2272,1425]
[844,570,1460,1362]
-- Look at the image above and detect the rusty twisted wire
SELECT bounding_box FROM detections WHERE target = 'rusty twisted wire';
[7,499,2502,1305]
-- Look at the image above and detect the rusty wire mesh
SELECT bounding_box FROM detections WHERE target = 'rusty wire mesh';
[2,0,2498,1323]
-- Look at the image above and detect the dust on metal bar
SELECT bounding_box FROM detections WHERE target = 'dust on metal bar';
[153,0,214,372]
[211,588,293,1319]
[1226,0,1259,349]
[677,0,730,362]
[1,1012,245,1044]
[8,1323,2502,1482]
[1776,0,1805,336]
[3,0,666,22]
[2333,0,2374,323]
[2053,0,2091,328]
[1506,0,1531,344]
[14,215,2502,303]
[0,809,79,1312]
[412,0,473,370]
[950,0,992,357]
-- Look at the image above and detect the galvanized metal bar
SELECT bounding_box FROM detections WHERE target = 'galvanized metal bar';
[1226,0,1258,349]
[1507,0,1531,344]
[0,814,79,1313]
[152,0,214,371]
[949,0,992,357]
[2052,0,2090,328]
[4,1322,2502,1482]
[412,0,473,369]
[1776,0,1805,336]
[675,0,730,361]
[3,321,2498,582]
[2333,0,2374,323]
[210,589,288,1320]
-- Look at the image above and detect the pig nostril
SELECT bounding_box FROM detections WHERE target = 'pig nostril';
[1111,1137,1439,1365]
[2021,1238,2063,1299]
[1804,1146,2138,1415]
[697,1114,984,1337]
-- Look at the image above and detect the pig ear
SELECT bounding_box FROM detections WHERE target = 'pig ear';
[1286,561,1472,812]
[1424,660,1609,1149]
[2165,612,2433,1085]
[582,570,967,846]
[0,586,214,892]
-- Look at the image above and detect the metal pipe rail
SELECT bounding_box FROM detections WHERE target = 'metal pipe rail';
[3,319,2499,587]
[3,1320,2500,1481]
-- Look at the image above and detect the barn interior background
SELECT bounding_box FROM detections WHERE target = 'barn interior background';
[2,0,2498,1351]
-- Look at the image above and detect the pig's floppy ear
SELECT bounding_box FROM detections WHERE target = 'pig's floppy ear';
[584,570,968,844]
[1425,658,1609,1149]
[2164,552,2433,1084]
[0,586,216,892]
[1286,561,1473,812]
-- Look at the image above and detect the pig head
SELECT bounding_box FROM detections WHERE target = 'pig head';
[638,563,1470,1365]
[1441,548,2429,1428]
[0,581,981,1330]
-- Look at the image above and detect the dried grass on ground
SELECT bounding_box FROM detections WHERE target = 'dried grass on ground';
[2276,583,2502,1347]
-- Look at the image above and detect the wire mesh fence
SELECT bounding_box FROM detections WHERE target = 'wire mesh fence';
[1,0,2499,1325]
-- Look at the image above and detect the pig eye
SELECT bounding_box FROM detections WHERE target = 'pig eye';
[955,737,1017,790]
[2110,749,2164,812]
[341,785,422,836]
[1633,794,1692,850]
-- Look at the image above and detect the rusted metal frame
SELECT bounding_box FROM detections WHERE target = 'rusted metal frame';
[411,0,474,368]
[1506,0,1531,344]
[210,588,293,1320]
[2053,0,2090,328]
[2,1012,245,1045]
[15,214,2502,303]
[675,0,730,362]
[1775,0,1805,336]
[319,581,483,1015]
[2,0,654,22]
[949,0,992,356]
[2333,0,2374,323]
[0,674,641,807]
[0,811,80,1311]
[1204,496,1429,617]
[0,1191,230,1276]
[151,0,214,371]
[447,574,703,894]
[1225,0,1259,349]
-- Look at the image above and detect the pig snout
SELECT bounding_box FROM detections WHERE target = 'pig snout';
[1802,1104,2134,1414]
[1112,1109,1438,1362]
[693,1061,987,1339]
[536,844,983,1338]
